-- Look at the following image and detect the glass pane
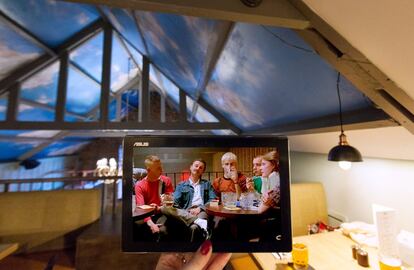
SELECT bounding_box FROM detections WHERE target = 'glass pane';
[110,90,139,122]
[0,141,41,162]
[136,11,230,97]
[0,130,32,136]
[204,24,370,130]
[66,66,101,119]
[123,38,142,70]
[0,20,43,80]
[194,104,219,123]
[101,7,146,55]
[17,130,61,138]
[70,31,103,82]
[0,93,7,121]
[33,140,89,159]
[186,97,218,123]
[17,104,55,121]
[150,65,179,106]
[0,0,100,47]
[20,62,59,108]
[111,33,140,92]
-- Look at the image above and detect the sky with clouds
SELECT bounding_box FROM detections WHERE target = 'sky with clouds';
[0,22,43,80]
[0,0,99,47]
[0,1,379,162]
[136,11,227,97]
[204,23,370,130]
[70,32,103,82]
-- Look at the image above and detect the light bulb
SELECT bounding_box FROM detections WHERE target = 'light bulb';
[338,161,352,170]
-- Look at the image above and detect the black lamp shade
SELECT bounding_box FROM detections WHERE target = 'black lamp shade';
[328,144,363,162]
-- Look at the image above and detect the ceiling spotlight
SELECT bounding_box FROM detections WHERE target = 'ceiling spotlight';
[241,0,263,8]
[328,73,363,169]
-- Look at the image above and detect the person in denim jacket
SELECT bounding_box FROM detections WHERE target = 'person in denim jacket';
[174,159,217,220]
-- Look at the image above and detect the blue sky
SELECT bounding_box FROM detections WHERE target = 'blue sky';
[0,0,100,47]
[204,23,370,130]
[102,7,146,56]
[0,1,382,162]
[0,21,43,80]
[70,32,103,82]
[136,11,228,97]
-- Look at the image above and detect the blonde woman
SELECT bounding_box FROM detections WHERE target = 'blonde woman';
[260,150,280,195]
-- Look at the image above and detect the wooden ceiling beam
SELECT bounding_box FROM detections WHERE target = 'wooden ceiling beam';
[65,0,309,29]
[288,0,414,135]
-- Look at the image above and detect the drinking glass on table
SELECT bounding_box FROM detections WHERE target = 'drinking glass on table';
[221,192,237,208]
[162,193,174,207]
[292,243,309,269]
[378,255,402,270]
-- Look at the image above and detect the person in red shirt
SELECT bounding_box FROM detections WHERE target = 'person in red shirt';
[135,155,173,240]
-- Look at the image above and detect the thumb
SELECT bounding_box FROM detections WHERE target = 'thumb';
[182,240,212,270]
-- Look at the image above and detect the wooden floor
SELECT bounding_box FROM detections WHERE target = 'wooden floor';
[0,248,76,270]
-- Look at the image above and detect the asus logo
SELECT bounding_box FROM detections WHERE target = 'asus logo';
[134,142,149,147]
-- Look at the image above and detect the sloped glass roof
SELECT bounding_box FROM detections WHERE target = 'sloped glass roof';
[123,39,143,70]
[0,141,41,162]
[17,104,55,122]
[111,33,139,92]
[186,97,219,123]
[0,93,7,121]
[0,0,99,48]
[0,1,390,163]
[20,61,59,108]
[0,20,44,80]
[66,66,101,119]
[204,24,371,130]
[136,11,229,97]
[101,7,146,55]
[70,31,103,83]
[150,64,179,106]
[33,140,90,159]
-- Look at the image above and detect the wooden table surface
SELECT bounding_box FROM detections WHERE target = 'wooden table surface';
[205,204,260,218]
[0,243,18,260]
[253,231,414,270]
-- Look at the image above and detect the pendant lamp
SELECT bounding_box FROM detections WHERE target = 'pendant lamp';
[328,73,363,170]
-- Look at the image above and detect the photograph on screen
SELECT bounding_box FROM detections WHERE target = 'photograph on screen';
[122,136,292,253]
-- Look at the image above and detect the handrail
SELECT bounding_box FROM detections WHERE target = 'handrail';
[0,175,120,184]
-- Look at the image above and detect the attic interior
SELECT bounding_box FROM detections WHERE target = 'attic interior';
[0,0,414,269]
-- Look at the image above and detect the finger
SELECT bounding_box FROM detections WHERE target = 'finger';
[205,253,232,270]
[182,240,212,270]
[155,253,184,270]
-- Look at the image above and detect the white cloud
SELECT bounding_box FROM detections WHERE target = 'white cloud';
[112,64,121,73]
[22,62,59,89]
[18,130,61,138]
[0,44,40,78]
[36,94,53,104]
[47,142,89,156]
[111,67,139,91]
[0,104,6,113]
[215,28,277,91]
[206,82,264,127]
[77,12,90,25]
[16,140,41,148]
[18,104,34,112]
[69,50,79,60]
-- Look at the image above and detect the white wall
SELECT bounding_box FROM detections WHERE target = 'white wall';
[290,151,414,232]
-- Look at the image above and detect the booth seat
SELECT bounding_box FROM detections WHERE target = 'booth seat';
[230,181,328,268]
[0,189,101,252]
[290,182,328,236]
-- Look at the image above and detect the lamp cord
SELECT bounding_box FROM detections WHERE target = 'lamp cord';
[336,72,344,134]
